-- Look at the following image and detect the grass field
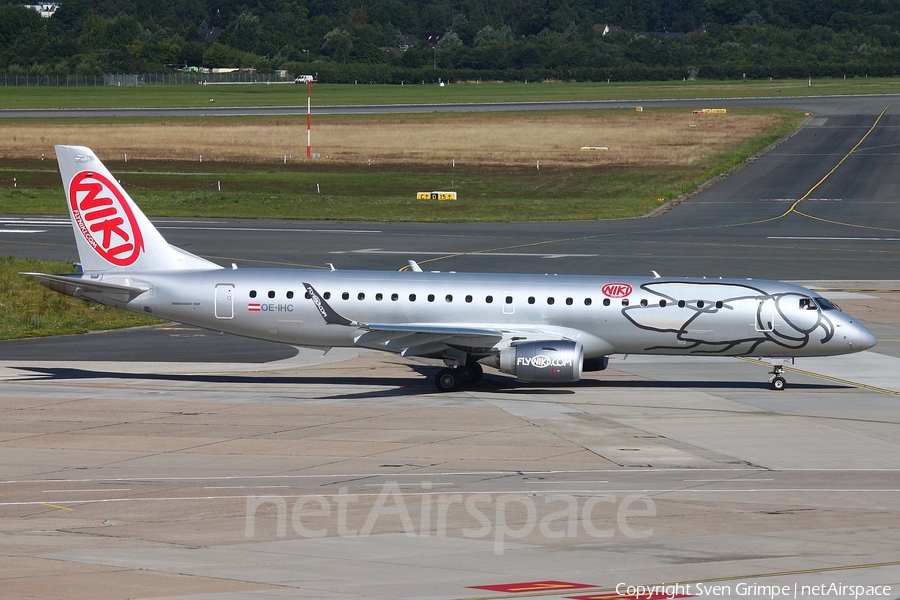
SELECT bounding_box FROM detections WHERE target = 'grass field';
[0,77,898,109]
[0,109,783,166]
[0,108,802,222]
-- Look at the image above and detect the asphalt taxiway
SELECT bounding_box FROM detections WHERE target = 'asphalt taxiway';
[1,94,899,599]
[1,320,899,598]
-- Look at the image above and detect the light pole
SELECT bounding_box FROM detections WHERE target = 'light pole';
[303,49,309,64]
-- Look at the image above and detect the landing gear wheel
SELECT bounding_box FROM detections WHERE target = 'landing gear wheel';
[768,364,787,391]
[456,362,483,385]
[435,368,461,392]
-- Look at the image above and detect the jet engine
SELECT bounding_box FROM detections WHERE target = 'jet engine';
[498,340,583,383]
[583,356,609,372]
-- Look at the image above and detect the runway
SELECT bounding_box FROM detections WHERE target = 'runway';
[1,94,899,599]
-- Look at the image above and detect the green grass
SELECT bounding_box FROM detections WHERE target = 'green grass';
[0,77,898,109]
[0,108,803,222]
[0,256,161,341]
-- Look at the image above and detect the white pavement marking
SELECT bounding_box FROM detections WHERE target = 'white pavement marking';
[158,226,381,233]
[0,229,46,233]
[770,236,900,241]
[330,248,597,258]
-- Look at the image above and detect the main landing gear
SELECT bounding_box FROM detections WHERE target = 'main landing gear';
[434,362,484,392]
[769,364,787,391]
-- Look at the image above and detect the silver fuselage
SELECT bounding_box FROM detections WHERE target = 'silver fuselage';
[77,269,875,359]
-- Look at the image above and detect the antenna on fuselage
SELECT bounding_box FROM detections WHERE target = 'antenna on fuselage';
[651,270,661,278]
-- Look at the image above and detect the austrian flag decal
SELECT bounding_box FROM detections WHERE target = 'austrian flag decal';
[248,303,261,312]
[69,171,144,267]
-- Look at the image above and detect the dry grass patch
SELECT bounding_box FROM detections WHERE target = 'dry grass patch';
[0,110,788,167]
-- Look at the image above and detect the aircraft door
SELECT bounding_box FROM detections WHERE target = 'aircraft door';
[502,291,515,315]
[755,297,775,332]
[215,283,234,319]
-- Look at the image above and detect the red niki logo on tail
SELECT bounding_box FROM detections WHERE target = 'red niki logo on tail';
[69,171,144,267]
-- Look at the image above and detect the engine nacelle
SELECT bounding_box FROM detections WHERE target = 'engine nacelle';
[583,356,609,372]
[499,340,583,383]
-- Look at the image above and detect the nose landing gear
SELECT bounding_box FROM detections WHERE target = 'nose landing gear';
[769,364,787,390]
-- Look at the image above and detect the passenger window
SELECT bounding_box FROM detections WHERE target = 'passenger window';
[640,299,648,307]
[697,300,704,308]
[584,298,592,306]
[304,291,311,299]
[446,294,453,302]
[249,290,257,298]
[409,293,416,301]
[465,295,473,303]
[505,296,513,304]
[715,301,723,309]
[566,297,573,305]
[659,299,667,307]
[391,293,398,301]
[287,291,294,299]
[528,296,535,304]
[622,299,629,306]
[547,297,555,305]
[324,292,331,300]
[603,298,610,306]
[358,292,365,300]
[376,293,383,301]
[678,300,685,308]
[268,290,275,299]
[486,295,493,304]
[427,294,435,302]
[342,292,349,300]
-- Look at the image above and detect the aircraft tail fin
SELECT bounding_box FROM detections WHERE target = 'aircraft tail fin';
[56,145,221,273]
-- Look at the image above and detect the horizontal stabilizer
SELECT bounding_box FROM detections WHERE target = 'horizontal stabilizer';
[22,272,150,297]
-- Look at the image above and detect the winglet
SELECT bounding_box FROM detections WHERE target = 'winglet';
[408,260,423,272]
[303,282,356,326]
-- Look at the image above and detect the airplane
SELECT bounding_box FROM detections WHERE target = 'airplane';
[24,145,877,392]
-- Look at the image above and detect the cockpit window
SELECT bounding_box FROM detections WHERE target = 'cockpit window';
[812,296,839,311]
[799,297,816,310]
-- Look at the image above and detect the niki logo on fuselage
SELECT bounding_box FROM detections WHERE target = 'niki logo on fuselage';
[69,171,144,267]
[602,283,632,298]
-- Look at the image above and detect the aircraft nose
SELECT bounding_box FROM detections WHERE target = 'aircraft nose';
[849,321,877,351]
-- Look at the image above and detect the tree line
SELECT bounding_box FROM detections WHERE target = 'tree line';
[1,0,899,81]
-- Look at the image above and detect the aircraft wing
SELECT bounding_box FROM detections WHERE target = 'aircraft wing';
[354,323,505,355]
[304,281,516,356]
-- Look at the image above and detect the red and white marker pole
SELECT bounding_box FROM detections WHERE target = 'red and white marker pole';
[306,81,312,159]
